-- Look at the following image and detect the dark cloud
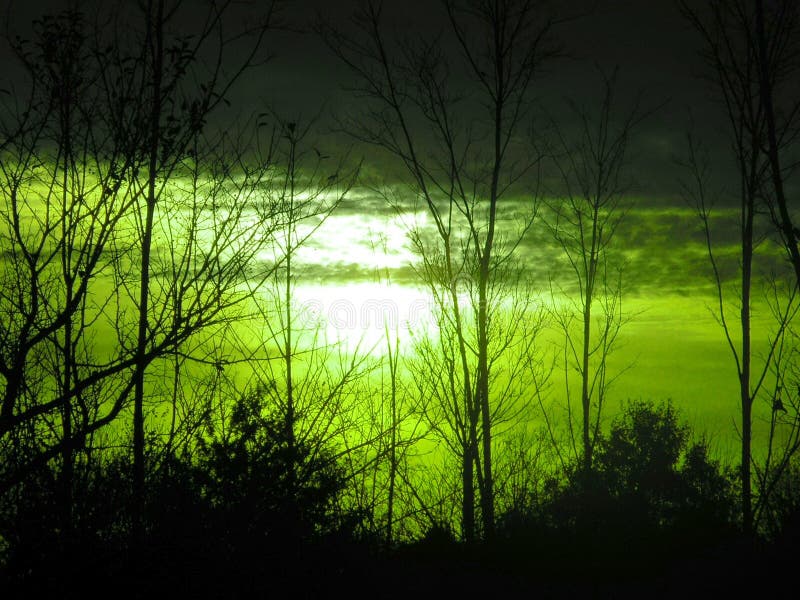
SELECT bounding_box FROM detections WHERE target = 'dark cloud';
[0,0,755,197]
[4,0,792,298]
[258,0,736,197]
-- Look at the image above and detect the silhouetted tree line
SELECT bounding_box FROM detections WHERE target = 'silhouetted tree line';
[4,395,800,596]
[2,0,800,597]
[0,388,359,595]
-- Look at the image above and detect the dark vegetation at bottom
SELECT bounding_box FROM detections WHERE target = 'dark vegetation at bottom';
[3,399,799,598]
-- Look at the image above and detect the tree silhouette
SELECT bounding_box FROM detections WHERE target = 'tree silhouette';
[0,8,140,500]
[545,68,649,474]
[680,0,800,535]
[246,114,364,548]
[320,0,559,542]
[0,0,280,560]
[542,400,735,555]
[121,0,275,547]
[196,388,354,554]
[593,401,735,559]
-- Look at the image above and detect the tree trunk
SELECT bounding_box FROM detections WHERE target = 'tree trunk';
[477,272,494,539]
[58,70,75,549]
[132,0,164,549]
[582,214,599,473]
[582,284,593,473]
[386,331,398,547]
[741,190,753,537]
[284,130,297,538]
[462,446,475,543]
[754,0,800,288]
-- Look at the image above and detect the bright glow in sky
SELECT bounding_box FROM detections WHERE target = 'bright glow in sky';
[295,212,422,271]
[292,281,437,354]
[272,195,797,459]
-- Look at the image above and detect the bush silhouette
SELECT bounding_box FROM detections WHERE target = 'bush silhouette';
[505,400,737,577]
[592,401,735,553]
[600,402,732,521]
[194,390,356,560]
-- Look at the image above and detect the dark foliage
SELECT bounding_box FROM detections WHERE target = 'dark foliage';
[0,391,363,597]
[193,390,360,557]
[492,400,739,586]
[2,398,799,597]
[594,400,736,541]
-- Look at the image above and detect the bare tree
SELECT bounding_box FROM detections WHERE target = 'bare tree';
[681,131,797,537]
[0,2,282,553]
[753,281,800,533]
[681,0,800,536]
[752,1,800,288]
[0,8,143,497]
[237,113,380,545]
[108,0,275,543]
[0,9,103,545]
[320,0,558,542]
[546,70,648,474]
[368,242,424,546]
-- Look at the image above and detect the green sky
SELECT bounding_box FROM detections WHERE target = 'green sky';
[277,189,795,461]
[2,0,796,469]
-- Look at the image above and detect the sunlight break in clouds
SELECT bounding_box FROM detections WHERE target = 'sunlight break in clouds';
[291,281,437,354]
